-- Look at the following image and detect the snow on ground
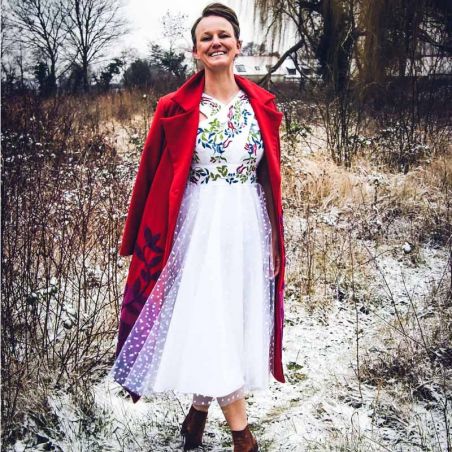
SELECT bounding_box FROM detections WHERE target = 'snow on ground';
[260,243,449,451]
[10,121,449,451]
[76,242,448,451]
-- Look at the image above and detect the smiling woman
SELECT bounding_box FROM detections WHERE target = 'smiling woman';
[191,9,242,103]
[109,3,286,451]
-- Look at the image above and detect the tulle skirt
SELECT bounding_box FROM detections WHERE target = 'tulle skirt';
[109,179,275,404]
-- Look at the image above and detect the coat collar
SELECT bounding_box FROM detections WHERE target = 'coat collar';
[170,68,276,111]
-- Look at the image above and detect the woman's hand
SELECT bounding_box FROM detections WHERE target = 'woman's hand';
[272,233,280,278]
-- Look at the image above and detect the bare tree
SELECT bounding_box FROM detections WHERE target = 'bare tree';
[251,0,323,86]
[359,0,452,84]
[252,0,451,89]
[160,9,188,52]
[61,0,128,91]
[7,0,67,92]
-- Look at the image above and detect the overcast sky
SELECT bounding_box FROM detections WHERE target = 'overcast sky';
[116,0,293,59]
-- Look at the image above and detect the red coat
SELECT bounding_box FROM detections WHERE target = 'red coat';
[115,68,286,403]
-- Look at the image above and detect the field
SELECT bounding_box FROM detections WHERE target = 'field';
[2,87,451,451]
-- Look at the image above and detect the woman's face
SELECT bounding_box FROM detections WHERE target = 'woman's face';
[193,15,241,72]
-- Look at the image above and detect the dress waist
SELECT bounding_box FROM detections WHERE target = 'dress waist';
[189,163,258,185]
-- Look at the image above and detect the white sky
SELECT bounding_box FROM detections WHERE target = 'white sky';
[116,0,293,59]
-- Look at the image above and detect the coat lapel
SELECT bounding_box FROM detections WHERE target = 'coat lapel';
[161,70,204,183]
[162,68,283,178]
[238,76,284,218]
[249,98,283,185]
[161,109,199,177]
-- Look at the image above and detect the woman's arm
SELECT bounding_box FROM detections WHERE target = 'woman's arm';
[257,157,280,277]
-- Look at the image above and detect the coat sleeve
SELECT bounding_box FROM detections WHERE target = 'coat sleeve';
[270,98,282,162]
[119,98,167,257]
[258,97,283,243]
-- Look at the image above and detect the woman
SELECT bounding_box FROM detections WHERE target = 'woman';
[109,3,286,451]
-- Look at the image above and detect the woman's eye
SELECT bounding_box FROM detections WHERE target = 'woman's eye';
[201,34,229,41]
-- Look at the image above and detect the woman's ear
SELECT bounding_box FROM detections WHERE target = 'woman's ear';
[194,58,204,70]
[234,40,241,60]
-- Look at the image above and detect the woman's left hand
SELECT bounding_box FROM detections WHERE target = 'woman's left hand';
[272,234,280,278]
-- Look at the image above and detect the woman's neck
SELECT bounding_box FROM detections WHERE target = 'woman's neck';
[203,67,240,104]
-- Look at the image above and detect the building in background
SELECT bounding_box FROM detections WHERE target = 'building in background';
[182,51,321,83]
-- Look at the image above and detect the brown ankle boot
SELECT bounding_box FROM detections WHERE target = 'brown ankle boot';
[180,405,208,450]
[231,424,259,452]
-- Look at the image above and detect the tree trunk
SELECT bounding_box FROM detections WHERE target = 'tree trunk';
[82,57,89,92]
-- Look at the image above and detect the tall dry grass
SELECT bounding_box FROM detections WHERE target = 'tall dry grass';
[279,98,451,449]
[1,85,450,449]
[1,88,159,447]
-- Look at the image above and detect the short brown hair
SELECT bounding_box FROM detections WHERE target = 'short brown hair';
[191,3,240,49]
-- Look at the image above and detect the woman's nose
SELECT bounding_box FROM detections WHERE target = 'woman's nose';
[211,35,221,46]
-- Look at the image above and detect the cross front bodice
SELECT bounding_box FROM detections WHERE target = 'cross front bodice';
[189,89,264,185]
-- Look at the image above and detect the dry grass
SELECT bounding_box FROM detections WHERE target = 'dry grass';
[2,86,451,450]
[280,122,451,449]
[283,143,451,208]
[1,90,139,448]
[40,89,159,125]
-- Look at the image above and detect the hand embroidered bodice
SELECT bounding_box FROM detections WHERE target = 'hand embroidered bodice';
[189,90,264,185]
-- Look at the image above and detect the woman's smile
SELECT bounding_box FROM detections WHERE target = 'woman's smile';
[193,15,241,71]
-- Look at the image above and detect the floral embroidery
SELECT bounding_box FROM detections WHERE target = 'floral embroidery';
[117,225,165,360]
[189,164,257,185]
[123,226,164,306]
[190,91,263,184]
[200,94,222,116]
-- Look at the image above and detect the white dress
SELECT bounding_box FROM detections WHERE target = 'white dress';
[109,89,275,405]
